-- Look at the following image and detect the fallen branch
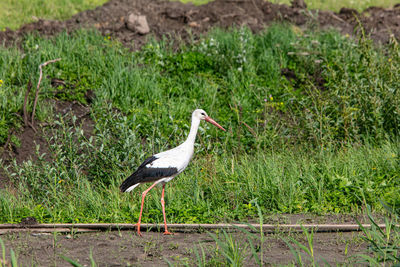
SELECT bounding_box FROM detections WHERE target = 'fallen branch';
[31,58,61,126]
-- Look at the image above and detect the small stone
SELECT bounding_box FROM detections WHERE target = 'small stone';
[126,13,150,35]
[188,21,200,28]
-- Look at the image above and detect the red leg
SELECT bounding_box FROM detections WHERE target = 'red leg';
[161,184,173,235]
[137,181,158,237]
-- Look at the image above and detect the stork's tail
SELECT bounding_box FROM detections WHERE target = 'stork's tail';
[120,173,140,192]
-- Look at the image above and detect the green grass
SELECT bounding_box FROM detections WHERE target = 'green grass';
[0,25,399,223]
[271,0,400,12]
[0,0,108,30]
[355,202,400,265]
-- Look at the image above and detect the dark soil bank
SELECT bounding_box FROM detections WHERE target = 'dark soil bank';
[1,0,400,49]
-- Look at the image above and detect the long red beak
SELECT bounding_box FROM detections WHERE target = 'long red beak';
[205,116,226,131]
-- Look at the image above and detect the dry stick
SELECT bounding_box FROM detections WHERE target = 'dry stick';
[242,121,257,137]
[31,58,61,126]
[328,11,346,23]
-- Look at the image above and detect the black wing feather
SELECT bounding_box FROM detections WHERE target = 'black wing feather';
[120,156,178,192]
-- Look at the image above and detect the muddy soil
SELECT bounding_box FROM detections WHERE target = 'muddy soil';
[2,229,366,266]
[1,0,400,49]
[0,213,380,266]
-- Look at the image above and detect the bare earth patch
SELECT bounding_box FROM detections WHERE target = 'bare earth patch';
[0,213,380,265]
[1,0,400,49]
[2,230,366,266]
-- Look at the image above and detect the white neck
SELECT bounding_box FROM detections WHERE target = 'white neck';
[184,115,200,145]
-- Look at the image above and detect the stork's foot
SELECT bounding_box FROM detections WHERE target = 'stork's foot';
[163,230,174,235]
[135,223,143,237]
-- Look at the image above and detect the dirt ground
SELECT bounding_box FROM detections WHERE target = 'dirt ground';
[1,0,397,265]
[0,213,379,266]
[2,228,366,266]
[1,0,400,49]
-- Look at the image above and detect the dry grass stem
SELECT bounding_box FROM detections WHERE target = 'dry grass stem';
[31,58,61,125]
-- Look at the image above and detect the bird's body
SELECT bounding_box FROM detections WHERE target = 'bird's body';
[120,109,225,236]
[120,142,194,193]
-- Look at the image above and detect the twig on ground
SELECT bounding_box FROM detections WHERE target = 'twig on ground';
[31,58,61,126]
[328,11,346,23]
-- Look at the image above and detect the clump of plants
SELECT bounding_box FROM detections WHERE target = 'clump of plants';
[0,25,399,224]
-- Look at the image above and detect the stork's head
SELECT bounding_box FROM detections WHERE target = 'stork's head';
[193,109,226,131]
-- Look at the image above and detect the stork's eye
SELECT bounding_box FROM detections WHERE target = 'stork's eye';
[201,112,205,116]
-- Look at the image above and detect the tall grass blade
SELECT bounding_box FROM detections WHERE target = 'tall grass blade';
[0,238,6,267]
[60,255,85,267]
[10,249,17,267]
[282,238,303,267]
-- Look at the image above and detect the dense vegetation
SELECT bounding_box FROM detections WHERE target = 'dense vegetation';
[0,25,399,223]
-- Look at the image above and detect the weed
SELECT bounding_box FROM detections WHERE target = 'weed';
[0,238,18,267]
[283,226,321,266]
[168,243,180,250]
[208,230,248,266]
[355,202,400,266]
[59,247,97,267]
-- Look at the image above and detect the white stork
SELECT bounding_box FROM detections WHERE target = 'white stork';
[120,109,225,236]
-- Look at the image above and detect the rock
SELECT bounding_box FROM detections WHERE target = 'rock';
[125,13,150,35]
[188,21,200,28]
